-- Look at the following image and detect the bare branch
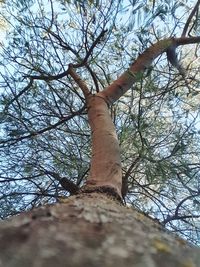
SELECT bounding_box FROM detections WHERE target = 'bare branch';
[3,78,33,111]
[47,29,78,55]
[48,28,107,69]
[43,171,79,195]
[72,29,108,68]
[0,106,86,146]
[174,194,200,217]
[181,0,200,37]
[26,69,70,81]
[162,214,200,225]
[68,65,91,100]
[85,64,100,92]
[162,193,200,224]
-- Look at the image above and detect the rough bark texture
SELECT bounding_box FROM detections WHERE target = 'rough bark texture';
[0,193,199,267]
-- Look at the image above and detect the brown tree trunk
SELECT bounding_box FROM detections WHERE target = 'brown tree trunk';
[84,95,122,199]
[0,193,199,267]
[1,37,200,267]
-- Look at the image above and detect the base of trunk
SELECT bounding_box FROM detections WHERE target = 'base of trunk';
[79,185,123,204]
[0,193,199,267]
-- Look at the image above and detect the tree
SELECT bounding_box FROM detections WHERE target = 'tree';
[0,0,200,265]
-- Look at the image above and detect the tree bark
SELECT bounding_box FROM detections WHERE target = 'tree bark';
[101,37,200,104]
[0,193,199,267]
[84,95,122,198]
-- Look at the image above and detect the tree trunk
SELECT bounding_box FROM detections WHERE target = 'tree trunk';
[0,193,199,267]
[85,95,122,198]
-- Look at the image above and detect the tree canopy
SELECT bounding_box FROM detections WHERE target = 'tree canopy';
[0,0,200,245]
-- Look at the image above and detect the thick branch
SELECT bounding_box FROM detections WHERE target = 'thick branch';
[68,65,91,100]
[101,36,200,104]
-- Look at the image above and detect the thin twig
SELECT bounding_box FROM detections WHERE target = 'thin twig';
[181,0,200,37]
